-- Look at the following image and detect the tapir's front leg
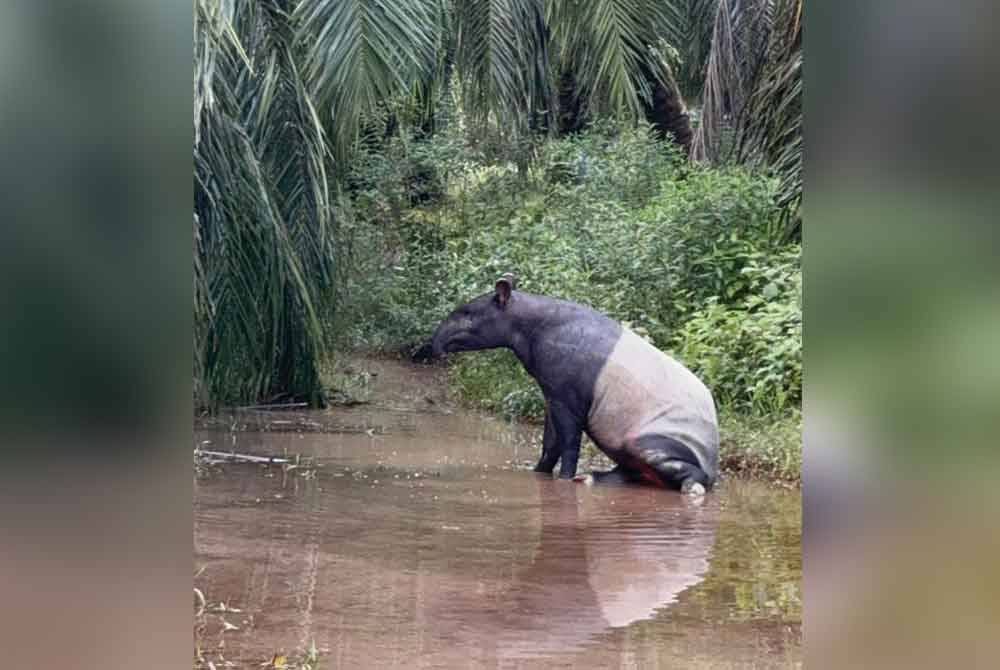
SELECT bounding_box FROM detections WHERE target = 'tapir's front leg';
[533,399,584,478]
[533,400,559,473]
[552,401,584,479]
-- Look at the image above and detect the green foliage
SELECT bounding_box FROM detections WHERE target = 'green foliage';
[453,0,552,135]
[538,118,684,206]
[718,410,802,484]
[672,248,801,413]
[547,0,681,118]
[193,0,802,409]
[296,0,442,159]
[194,0,335,408]
[450,349,546,419]
[693,0,802,236]
[660,0,719,101]
[631,167,788,343]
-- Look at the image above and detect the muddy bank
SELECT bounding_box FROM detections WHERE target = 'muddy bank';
[195,356,801,668]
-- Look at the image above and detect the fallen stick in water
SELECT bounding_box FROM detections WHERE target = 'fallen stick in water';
[195,450,290,464]
[236,402,310,410]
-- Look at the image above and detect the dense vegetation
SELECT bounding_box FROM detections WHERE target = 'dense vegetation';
[336,121,801,481]
[193,0,802,480]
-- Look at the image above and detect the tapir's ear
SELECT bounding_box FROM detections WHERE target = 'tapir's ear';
[494,273,517,308]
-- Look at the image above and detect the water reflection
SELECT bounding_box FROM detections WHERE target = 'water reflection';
[434,477,717,662]
[195,444,800,668]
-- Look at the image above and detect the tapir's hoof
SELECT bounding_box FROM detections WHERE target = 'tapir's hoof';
[573,474,595,486]
[681,480,706,497]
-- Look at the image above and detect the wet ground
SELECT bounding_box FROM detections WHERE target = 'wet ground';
[195,358,801,668]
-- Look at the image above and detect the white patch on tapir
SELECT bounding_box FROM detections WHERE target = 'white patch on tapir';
[587,328,718,478]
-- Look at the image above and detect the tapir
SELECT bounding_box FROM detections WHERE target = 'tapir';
[428,274,719,494]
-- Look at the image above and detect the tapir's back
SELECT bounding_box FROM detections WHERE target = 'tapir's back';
[586,328,718,477]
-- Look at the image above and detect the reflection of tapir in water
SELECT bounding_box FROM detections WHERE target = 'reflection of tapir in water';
[433,479,718,663]
[427,274,719,494]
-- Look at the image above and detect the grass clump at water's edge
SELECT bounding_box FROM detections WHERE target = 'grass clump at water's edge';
[717,410,801,486]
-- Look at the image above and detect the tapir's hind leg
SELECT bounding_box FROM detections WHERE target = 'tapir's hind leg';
[631,435,713,493]
[581,464,643,486]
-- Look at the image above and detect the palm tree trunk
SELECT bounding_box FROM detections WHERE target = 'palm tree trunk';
[556,70,587,135]
[640,61,693,154]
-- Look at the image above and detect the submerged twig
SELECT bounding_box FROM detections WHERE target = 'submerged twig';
[194,587,206,617]
[196,449,290,464]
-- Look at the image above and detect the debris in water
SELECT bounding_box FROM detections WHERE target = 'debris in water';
[213,602,242,613]
[196,450,289,464]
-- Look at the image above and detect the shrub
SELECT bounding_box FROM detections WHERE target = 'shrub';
[450,349,545,420]
[536,119,683,207]
[672,247,801,413]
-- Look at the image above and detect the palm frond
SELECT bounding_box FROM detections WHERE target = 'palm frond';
[734,0,802,236]
[452,0,552,135]
[544,0,702,148]
[660,0,719,101]
[194,0,336,407]
[296,0,441,158]
[547,0,662,118]
[692,0,802,235]
[691,0,741,162]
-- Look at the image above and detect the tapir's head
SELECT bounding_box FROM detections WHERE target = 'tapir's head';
[430,273,519,358]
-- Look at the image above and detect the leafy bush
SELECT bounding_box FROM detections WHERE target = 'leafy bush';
[450,349,545,419]
[672,247,801,413]
[536,120,683,207]
[623,168,787,344]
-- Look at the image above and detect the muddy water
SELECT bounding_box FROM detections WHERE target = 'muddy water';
[195,359,801,669]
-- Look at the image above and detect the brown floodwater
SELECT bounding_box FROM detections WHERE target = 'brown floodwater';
[195,359,801,669]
